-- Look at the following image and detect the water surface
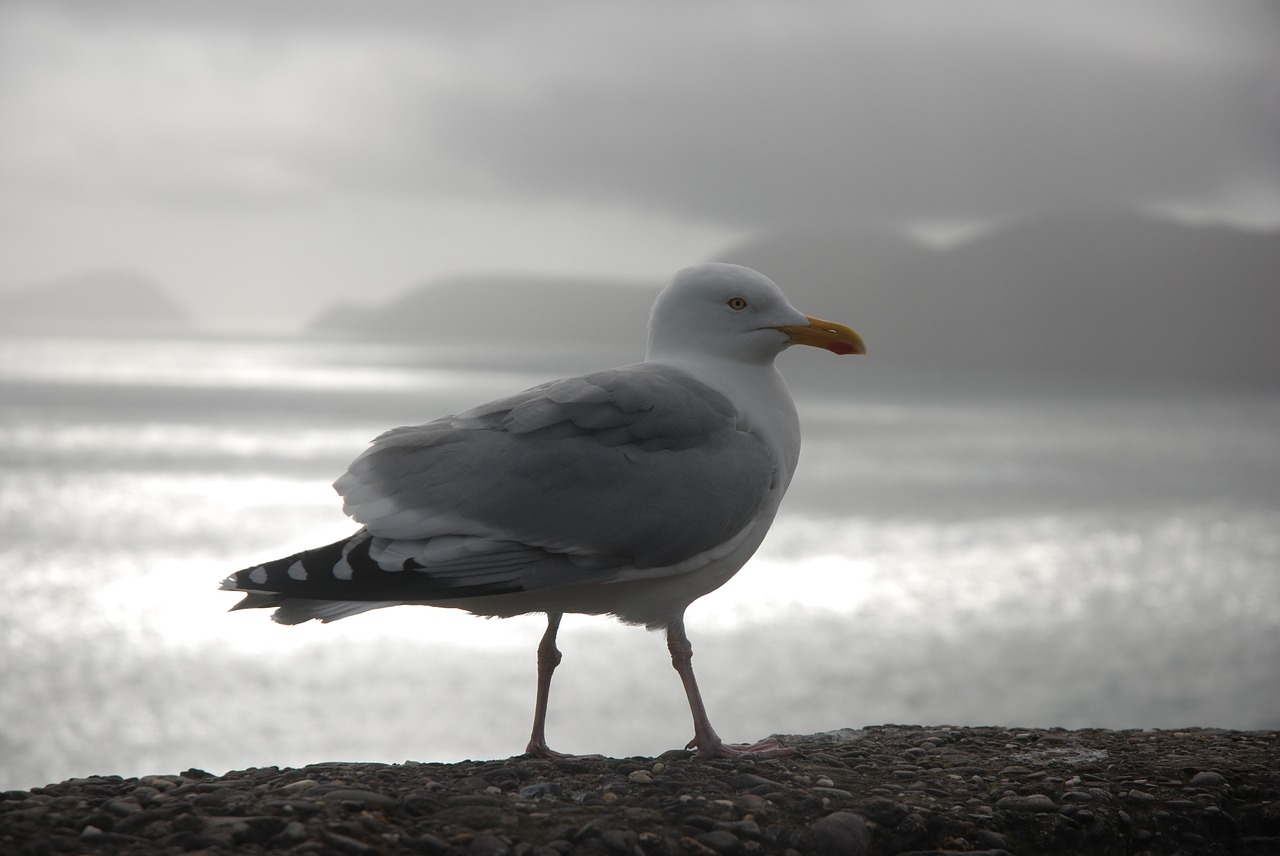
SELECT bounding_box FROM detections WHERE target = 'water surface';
[2,333,1277,789]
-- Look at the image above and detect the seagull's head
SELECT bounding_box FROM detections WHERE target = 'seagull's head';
[646,263,866,364]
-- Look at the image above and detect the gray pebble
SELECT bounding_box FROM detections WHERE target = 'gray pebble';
[103,798,142,816]
[320,788,397,808]
[417,832,452,854]
[733,773,783,789]
[518,782,562,798]
[995,794,1057,813]
[600,828,638,853]
[997,766,1035,778]
[113,807,173,834]
[813,786,854,799]
[697,829,743,854]
[975,829,1010,850]
[202,816,250,841]
[801,811,871,856]
[80,825,144,846]
[271,820,308,845]
[469,833,512,856]
[322,829,377,854]
[715,819,762,840]
[262,797,322,816]
[1189,771,1227,787]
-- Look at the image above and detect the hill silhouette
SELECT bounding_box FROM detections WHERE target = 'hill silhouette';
[0,270,192,334]
[311,211,1279,386]
[719,209,1279,386]
[310,274,661,352]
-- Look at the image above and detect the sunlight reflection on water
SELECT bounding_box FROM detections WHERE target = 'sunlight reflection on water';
[0,334,540,393]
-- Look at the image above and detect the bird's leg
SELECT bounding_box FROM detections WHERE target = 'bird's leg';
[525,612,570,759]
[666,615,795,759]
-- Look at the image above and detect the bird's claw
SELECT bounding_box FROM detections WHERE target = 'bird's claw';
[524,739,605,761]
[686,736,797,759]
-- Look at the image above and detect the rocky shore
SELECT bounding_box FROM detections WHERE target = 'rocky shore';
[3,726,1277,855]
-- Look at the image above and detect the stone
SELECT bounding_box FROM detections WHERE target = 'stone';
[322,830,376,854]
[468,833,512,856]
[518,782,562,798]
[600,828,638,853]
[801,811,871,856]
[995,794,1057,813]
[320,788,396,808]
[696,829,743,854]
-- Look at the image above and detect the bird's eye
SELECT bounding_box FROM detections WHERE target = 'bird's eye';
[727,296,748,311]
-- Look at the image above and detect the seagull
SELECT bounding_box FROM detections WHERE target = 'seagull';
[221,262,865,759]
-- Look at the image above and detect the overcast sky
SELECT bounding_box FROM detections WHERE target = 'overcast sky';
[1,0,1276,330]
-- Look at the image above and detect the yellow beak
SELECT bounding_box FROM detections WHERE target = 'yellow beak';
[773,315,867,356]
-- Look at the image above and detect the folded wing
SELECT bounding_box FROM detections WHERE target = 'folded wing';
[225,363,777,610]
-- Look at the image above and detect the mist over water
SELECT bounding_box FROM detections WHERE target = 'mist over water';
[2,333,1277,791]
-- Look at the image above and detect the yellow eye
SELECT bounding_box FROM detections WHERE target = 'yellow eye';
[727,296,748,311]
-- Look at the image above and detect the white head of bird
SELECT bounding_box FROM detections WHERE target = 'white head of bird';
[647,263,866,365]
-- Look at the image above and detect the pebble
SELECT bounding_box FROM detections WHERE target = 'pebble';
[997,765,1035,778]
[279,778,320,793]
[517,782,562,799]
[801,811,871,856]
[322,829,376,854]
[812,786,854,800]
[320,788,396,808]
[467,833,511,855]
[696,829,743,853]
[273,820,308,845]
[0,727,1274,854]
[995,794,1058,813]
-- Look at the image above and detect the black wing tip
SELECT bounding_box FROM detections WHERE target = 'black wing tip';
[226,591,284,612]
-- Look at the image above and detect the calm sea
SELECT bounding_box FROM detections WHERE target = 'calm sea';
[1,332,1277,790]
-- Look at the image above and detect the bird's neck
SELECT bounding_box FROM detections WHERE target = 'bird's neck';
[650,354,802,484]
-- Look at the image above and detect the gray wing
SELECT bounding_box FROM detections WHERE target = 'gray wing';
[333,362,777,572]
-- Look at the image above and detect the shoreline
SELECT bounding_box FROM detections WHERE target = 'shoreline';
[3,726,1277,854]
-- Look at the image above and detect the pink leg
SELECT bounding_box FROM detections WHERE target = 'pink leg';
[525,612,570,758]
[666,615,795,759]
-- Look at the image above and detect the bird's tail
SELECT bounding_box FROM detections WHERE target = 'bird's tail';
[220,532,399,624]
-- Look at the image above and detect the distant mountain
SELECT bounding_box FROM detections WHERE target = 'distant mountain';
[308,211,1278,385]
[717,209,1280,386]
[0,270,192,334]
[310,273,661,352]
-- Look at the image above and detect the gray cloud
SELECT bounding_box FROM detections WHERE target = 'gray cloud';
[3,0,1275,229]
[426,3,1280,229]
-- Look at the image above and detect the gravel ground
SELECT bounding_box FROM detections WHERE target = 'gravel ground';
[2,726,1277,855]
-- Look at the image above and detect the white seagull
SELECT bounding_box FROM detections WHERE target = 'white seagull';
[222,262,865,758]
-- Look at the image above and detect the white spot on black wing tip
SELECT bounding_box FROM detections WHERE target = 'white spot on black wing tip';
[287,560,307,581]
[248,566,268,585]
